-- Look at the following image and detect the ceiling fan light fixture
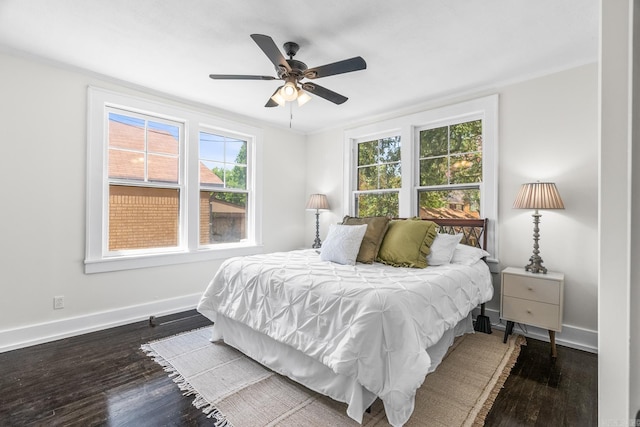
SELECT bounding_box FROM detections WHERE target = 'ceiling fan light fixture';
[270,90,286,106]
[281,81,298,101]
[297,89,311,106]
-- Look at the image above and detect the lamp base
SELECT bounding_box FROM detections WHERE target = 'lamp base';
[524,255,547,274]
[525,210,547,274]
[312,211,322,249]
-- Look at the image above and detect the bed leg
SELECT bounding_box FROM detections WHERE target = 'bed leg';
[474,303,492,334]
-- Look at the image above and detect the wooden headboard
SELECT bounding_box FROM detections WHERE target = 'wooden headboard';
[428,218,488,250]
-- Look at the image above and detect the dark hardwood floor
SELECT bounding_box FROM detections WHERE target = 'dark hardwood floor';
[485,335,598,426]
[0,311,597,426]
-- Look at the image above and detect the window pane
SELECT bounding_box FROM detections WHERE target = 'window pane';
[226,139,246,164]
[379,163,402,188]
[200,191,247,244]
[147,154,178,183]
[358,165,379,190]
[108,149,144,180]
[418,188,480,219]
[226,165,247,190]
[108,112,180,184]
[379,136,401,162]
[419,157,448,186]
[199,132,247,190]
[199,133,225,161]
[200,160,224,183]
[450,120,482,154]
[356,192,398,217]
[109,185,179,250]
[420,127,448,157]
[147,121,179,155]
[358,140,377,166]
[450,153,482,184]
[108,113,145,151]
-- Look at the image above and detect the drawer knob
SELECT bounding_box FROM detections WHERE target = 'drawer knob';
[527,309,532,314]
[528,287,533,291]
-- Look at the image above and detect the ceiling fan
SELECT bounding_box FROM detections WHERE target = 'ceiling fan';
[209,34,366,107]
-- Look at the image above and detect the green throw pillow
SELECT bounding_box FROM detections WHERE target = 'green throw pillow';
[342,216,390,263]
[376,218,438,268]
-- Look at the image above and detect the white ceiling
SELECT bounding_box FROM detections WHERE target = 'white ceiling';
[0,0,598,133]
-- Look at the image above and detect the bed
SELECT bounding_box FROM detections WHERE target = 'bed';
[197,217,493,426]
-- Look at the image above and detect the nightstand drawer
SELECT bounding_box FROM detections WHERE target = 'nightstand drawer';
[502,296,561,331]
[503,274,560,305]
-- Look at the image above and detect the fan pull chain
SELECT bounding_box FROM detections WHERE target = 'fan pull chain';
[289,102,293,128]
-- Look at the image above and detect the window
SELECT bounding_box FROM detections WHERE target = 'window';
[86,87,262,273]
[107,110,182,252]
[355,135,401,217]
[199,131,248,245]
[344,95,498,258]
[417,119,482,219]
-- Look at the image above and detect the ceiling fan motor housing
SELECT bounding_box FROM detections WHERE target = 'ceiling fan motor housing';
[283,41,300,58]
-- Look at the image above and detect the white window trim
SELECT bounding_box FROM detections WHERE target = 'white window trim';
[85,87,263,273]
[343,95,499,261]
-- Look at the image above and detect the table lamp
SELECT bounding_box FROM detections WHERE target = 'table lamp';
[513,182,564,274]
[305,194,330,248]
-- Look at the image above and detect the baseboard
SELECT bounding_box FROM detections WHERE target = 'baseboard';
[476,307,598,353]
[0,293,202,353]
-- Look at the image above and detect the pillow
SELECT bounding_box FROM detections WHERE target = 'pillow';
[320,224,368,265]
[376,218,438,268]
[451,244,491,266]
[427,233,463,266]
[342,216,390,263]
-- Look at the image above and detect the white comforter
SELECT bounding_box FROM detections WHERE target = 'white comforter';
[197,249,493,426]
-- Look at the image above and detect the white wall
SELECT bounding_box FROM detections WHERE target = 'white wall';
[305,63,599,351]
[305,129,345,239]
[499,64,598,334]
[0,51,307,351]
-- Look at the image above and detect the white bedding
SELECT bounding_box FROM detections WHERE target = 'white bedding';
[197,249,493,426]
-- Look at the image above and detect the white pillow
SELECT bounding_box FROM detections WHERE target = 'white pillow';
[427,233,463,266]
[451,243,491,266]
[320,224,368,265]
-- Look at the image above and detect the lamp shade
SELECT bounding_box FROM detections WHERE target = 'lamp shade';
[305,194,329,210]
[297,89,311,106]
[513,182,564,210]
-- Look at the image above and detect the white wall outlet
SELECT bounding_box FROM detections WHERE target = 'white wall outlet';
[53,296,64,310]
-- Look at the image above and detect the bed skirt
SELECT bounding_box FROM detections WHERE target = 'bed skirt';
[209,313,475,425]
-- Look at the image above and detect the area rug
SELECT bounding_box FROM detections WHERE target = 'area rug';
[142,327,524,426]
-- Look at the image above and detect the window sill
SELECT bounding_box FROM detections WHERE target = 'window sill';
[84,244,264,274]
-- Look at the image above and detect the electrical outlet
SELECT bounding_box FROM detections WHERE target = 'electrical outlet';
[54,296,64,310]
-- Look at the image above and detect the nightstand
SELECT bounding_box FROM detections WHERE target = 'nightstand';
[501,267,564,357]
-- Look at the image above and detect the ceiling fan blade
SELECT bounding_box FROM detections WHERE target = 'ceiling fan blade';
[265,86,283,107]
[209,74,276,80]
[304,56,366,79]
[250,34,292,73]
[301,82,348,105]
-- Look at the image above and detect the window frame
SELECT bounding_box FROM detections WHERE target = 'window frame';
[353,133,403,217]
[343,95,498,260]
[415,117,484,219]
[198,126,252,247]
[85,87,263,273]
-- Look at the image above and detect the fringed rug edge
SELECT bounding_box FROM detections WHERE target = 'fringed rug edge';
[468,334,526,427]
[140,327,231,427]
